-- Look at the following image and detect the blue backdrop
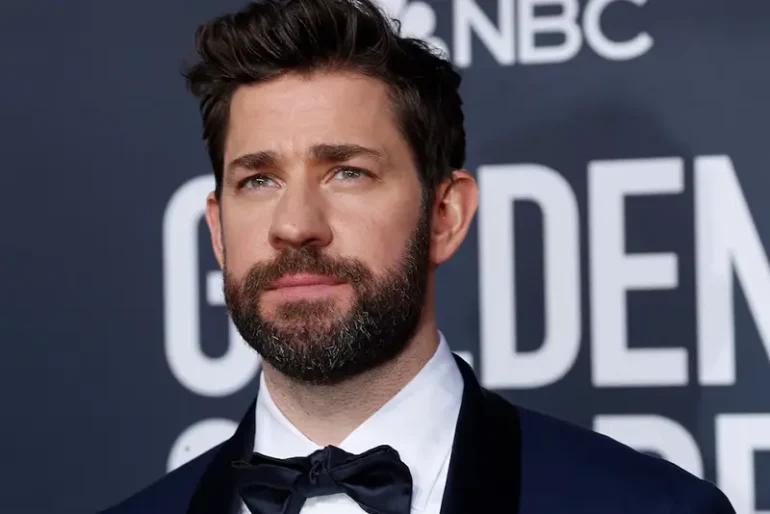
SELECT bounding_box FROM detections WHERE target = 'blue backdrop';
[2,1,769,512]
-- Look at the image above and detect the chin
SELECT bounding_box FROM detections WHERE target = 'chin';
[269,295,351,317]
[273,315,340,332]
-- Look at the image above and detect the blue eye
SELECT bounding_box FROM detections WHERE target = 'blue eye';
[333,168,367,181]
[242,175,276,189]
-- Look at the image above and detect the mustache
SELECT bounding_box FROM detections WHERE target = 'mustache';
[239,246,373,295]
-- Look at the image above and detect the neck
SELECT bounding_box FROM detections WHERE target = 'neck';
[262,316,440,447]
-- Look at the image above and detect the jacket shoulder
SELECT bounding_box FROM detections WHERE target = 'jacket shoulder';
[483,391,734,513]
[98,444,221,514]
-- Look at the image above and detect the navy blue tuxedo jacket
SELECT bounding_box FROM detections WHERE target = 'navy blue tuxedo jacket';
[101,356,735,514]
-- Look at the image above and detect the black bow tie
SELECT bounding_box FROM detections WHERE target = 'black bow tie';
[233,444,413,514]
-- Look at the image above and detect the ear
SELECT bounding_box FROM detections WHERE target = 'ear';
[430,170,479,265]
[205,192,225,269]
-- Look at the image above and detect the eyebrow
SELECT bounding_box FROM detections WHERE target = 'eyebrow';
[226,143,384,175]
[309,143,383,163]
[226,151,279,175]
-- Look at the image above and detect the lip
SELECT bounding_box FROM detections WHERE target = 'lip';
[268,273,344,290]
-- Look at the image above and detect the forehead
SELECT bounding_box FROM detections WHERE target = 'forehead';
[225,71,407,161]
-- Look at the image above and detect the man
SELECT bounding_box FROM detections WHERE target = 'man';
[102,0,735,512]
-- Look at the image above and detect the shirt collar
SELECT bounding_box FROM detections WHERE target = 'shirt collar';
[254,331,464,511]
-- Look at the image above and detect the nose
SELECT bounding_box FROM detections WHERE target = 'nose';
[268,183,332,251]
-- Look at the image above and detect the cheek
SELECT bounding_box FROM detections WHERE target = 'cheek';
[221,207,272,278]
[332,197,420,274]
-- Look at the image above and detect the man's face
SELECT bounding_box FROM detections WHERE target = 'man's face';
[207,71,430,384]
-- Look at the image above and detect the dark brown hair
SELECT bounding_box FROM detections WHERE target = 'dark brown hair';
[183,0,466,198]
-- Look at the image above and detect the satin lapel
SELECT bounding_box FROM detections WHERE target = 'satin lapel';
[187,398,257,514]
[440,355,522,514]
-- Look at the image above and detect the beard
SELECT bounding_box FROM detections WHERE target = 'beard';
[223,206,431,385]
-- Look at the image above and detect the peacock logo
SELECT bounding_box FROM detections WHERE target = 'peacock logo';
[376,0,449,57]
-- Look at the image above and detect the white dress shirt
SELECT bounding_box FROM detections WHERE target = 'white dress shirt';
[240,332,464,514]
